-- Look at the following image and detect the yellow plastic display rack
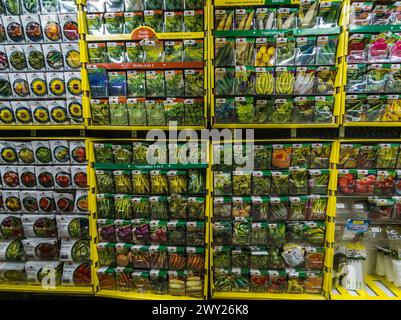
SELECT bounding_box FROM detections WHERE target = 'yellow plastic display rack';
[87,138,211,300]
[77,1,211,131]
[209,0,347,129]
[208,139,338,300]
[329,139,401,300]
[0,137,95,296]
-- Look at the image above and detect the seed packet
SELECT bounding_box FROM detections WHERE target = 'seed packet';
[4,16,25,44]
[346,64,367,93]
[215,38,235,67]
[348,34,370,63]
[294,67,316,95]
[6,45,27,72]
[315,66,336,94]
[232,217,250,246]
[46,72,65,97]
[21,15,43,43]
[131,198,149,221]
[113,170,132,194]
[109,96,128,125]
[167,220,186,246]
[124,0,143,11]
[299,0,318,28]
[142,39,164,62]
[275,67,295,95]
[105,0,123,12]
[104,12,124,34]
[88,43,107,63]
[350,2,374,26]
[126,71,145,97]
[62,43,80,70]
[250,221,269,245]
[148,196,167,219]
[376,143,399,168]
[67,98,83,124]
[126,42,144,62]
[12,101,32,125]
[108,71,127,96]
[1,166,20,189]
[296,37,316,66]
[235,38,255,66]
[112,144,132,164]
[107,42,125,63]
[0,46,9,71]
[164,11,184,33]
[164,41,183,62]
[132,218,150,244]
[42,43,63,70]
[183,98,202,125]
[183,39,203,62]
[164,70,184,97]
[277,8,297,29]
[0,74,12,98]
[314,96,334,123]
[255,7,275,29]
[231,248,249,269]
[231,197,251,218]
[50,140,70,164]
[65,72,82,97]
[146,70,165,97]
[59,14,79,42]
[60,238,91,262]
[10,73,30,98]
[86,0,105,13]
[42,15,62,42]
[114,195,133,219]
[184,10,203,32]
[387,64,401,92]
[124,12,144,34]
[269,197,289,221]
[90,99,110,125]
[316,36,337,65]
[164,98,185,125]
[144,10,164,32]
[87,13,104,35]
[215,9,231,30]
[318,0,341,27]
[186,221,204,246]
[127,98,146,125]
[88,65,108,97]
[235,8,255,30]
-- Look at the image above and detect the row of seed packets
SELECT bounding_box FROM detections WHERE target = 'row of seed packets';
[87,10,204,35]
[0,99,83,125]
[0,140,87,165]
[350,1,401,26]
[0,0,76,15]
[348,33,401,64]
[88,67,203,98]
[215,4,341,31]
[0,190,88,214]
[215,96,335,125]
[0,165,87,190]
[215,36,337,67]
[215,66,336,96]
[0,43,80,72]
[85,0,204,12]
[0,72,81,99]
[90,97,203,127]
[347,63,401,93]
[88,40,203,64]
[344,94,401,123]
[213,169,330,196]
[0,14,78,44]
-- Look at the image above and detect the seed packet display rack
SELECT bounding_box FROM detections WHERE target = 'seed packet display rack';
[209,139,339,300]
[209,0,347,129]
[0,137,95,295]
[0,0,86,131]
[87,139,211,300]
[77,0,210,131]
[330,139,401,300]
[340,0,401,127]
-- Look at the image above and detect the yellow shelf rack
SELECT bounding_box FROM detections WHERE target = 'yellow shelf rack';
[209,0,347,129]
[328,138,401,300]
[331,275,401,300]
[208,139,339,300]
[87,138,212,300]
[76,2,211,131]
[0,136,95,296]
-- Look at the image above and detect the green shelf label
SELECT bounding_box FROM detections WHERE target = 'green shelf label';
[350,25,401,33]
[94,163,208,170]
[215,27,340,38]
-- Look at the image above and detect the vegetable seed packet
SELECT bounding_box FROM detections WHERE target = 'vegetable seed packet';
[22,15,43,43]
